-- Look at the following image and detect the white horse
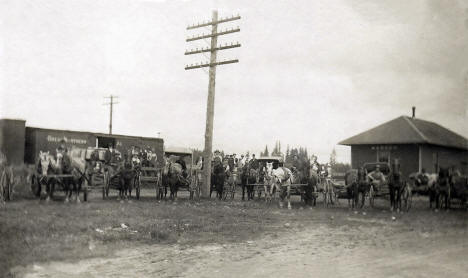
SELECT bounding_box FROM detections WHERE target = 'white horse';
[264,162,276,203]
[266,164,294,209]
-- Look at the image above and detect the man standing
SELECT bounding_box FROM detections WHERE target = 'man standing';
[237,154,245,169]
[249,154,259,170]
[228,154,235,171]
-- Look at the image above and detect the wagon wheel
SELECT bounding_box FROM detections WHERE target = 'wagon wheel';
[369,186,375,208]
[230,184,236,200]
[135,174,141,200]
[154,173,160,199]
[222,181,228,200]
[101,173,107,199]
[82,178,88,202]
[406,190,413,212]
[0,170,6,202]
[30,174,41,197]
[1,167,13,201]
[104,172,110,198]
[6,168,13,201]
[195,175,201,200]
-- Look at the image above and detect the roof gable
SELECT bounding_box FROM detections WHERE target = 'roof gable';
[339,116,468,150]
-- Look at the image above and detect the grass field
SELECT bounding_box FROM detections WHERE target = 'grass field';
[1,188,468,277]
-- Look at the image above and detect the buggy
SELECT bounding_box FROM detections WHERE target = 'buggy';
[163,147,198,199]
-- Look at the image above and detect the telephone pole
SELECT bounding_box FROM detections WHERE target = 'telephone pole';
[185,10,241,198]
[104,95,119,134]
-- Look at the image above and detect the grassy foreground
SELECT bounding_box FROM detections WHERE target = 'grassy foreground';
[1,192,286,276]
[1,190,467,277]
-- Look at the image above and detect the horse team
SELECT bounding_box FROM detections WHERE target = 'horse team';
[25,146,468,212]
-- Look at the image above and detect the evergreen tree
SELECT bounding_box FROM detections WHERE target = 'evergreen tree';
[330,148,337,166]
[262,145,269,157]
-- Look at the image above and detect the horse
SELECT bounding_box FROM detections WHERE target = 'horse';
[54,151,83,203]
[348,168,372,209]
[344,170,359,209]
[319,170,335,207]
[210,161,226,200]
[224,166,238,200]
[388,170,404,212]
[241,165,256,201]
[400,181,412,212]
[268,166,294,209]
[449,172,468,209]
[297,167,318,207]
[36,151,79,202]
[118,160,136,200]
[163,161,189,200]
[263,163,276,203]
[436,168,451,210]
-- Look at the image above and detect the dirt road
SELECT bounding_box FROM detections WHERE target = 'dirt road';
[16,209,468,278]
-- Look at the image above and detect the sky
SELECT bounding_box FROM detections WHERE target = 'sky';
[1,0,467,163]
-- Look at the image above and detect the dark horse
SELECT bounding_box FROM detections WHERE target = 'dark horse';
[388,166,403,212]
[302,167,318,206]
[163,162,189,200]
[436,168,451,210]
[210,161,226,200]
[345,168,369,209]
[240,164,255,201]
[117,159,136,200]
[344,170,359,209]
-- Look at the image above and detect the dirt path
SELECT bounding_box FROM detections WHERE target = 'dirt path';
[16,214,468,278]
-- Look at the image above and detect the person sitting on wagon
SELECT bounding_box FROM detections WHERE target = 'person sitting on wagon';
[228,155,235,171]
[367,165,386,192]
[415,168,429,188]
[175,156,187,178]
[56,139,68,159]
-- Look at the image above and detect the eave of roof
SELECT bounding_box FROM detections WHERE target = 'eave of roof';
[339,116,468,150]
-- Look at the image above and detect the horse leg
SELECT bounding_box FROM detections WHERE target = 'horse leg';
[287,185,291,210]
[75,179,81,203]
[46,181,54,202]
[63,180,70,203]
[313,186,317,206]
[278,186,285,208]
[360,191,365,209]
[241,183,246,201]
[389,184,394,211]
[397,186,402,213]
[264,185,269,203]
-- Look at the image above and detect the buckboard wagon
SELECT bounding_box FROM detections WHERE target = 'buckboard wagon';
[246,157,315,201]
[164,147,199,198]
[133,166,162,199]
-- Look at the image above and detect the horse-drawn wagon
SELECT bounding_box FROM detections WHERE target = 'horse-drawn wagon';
[245,156,283,199]
[163,147,196,199]
[29,150,85,202]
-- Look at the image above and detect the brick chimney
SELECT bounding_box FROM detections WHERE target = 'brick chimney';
[412,106,416,118]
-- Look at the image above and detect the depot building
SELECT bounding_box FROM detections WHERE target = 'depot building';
[339,111,468,178]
